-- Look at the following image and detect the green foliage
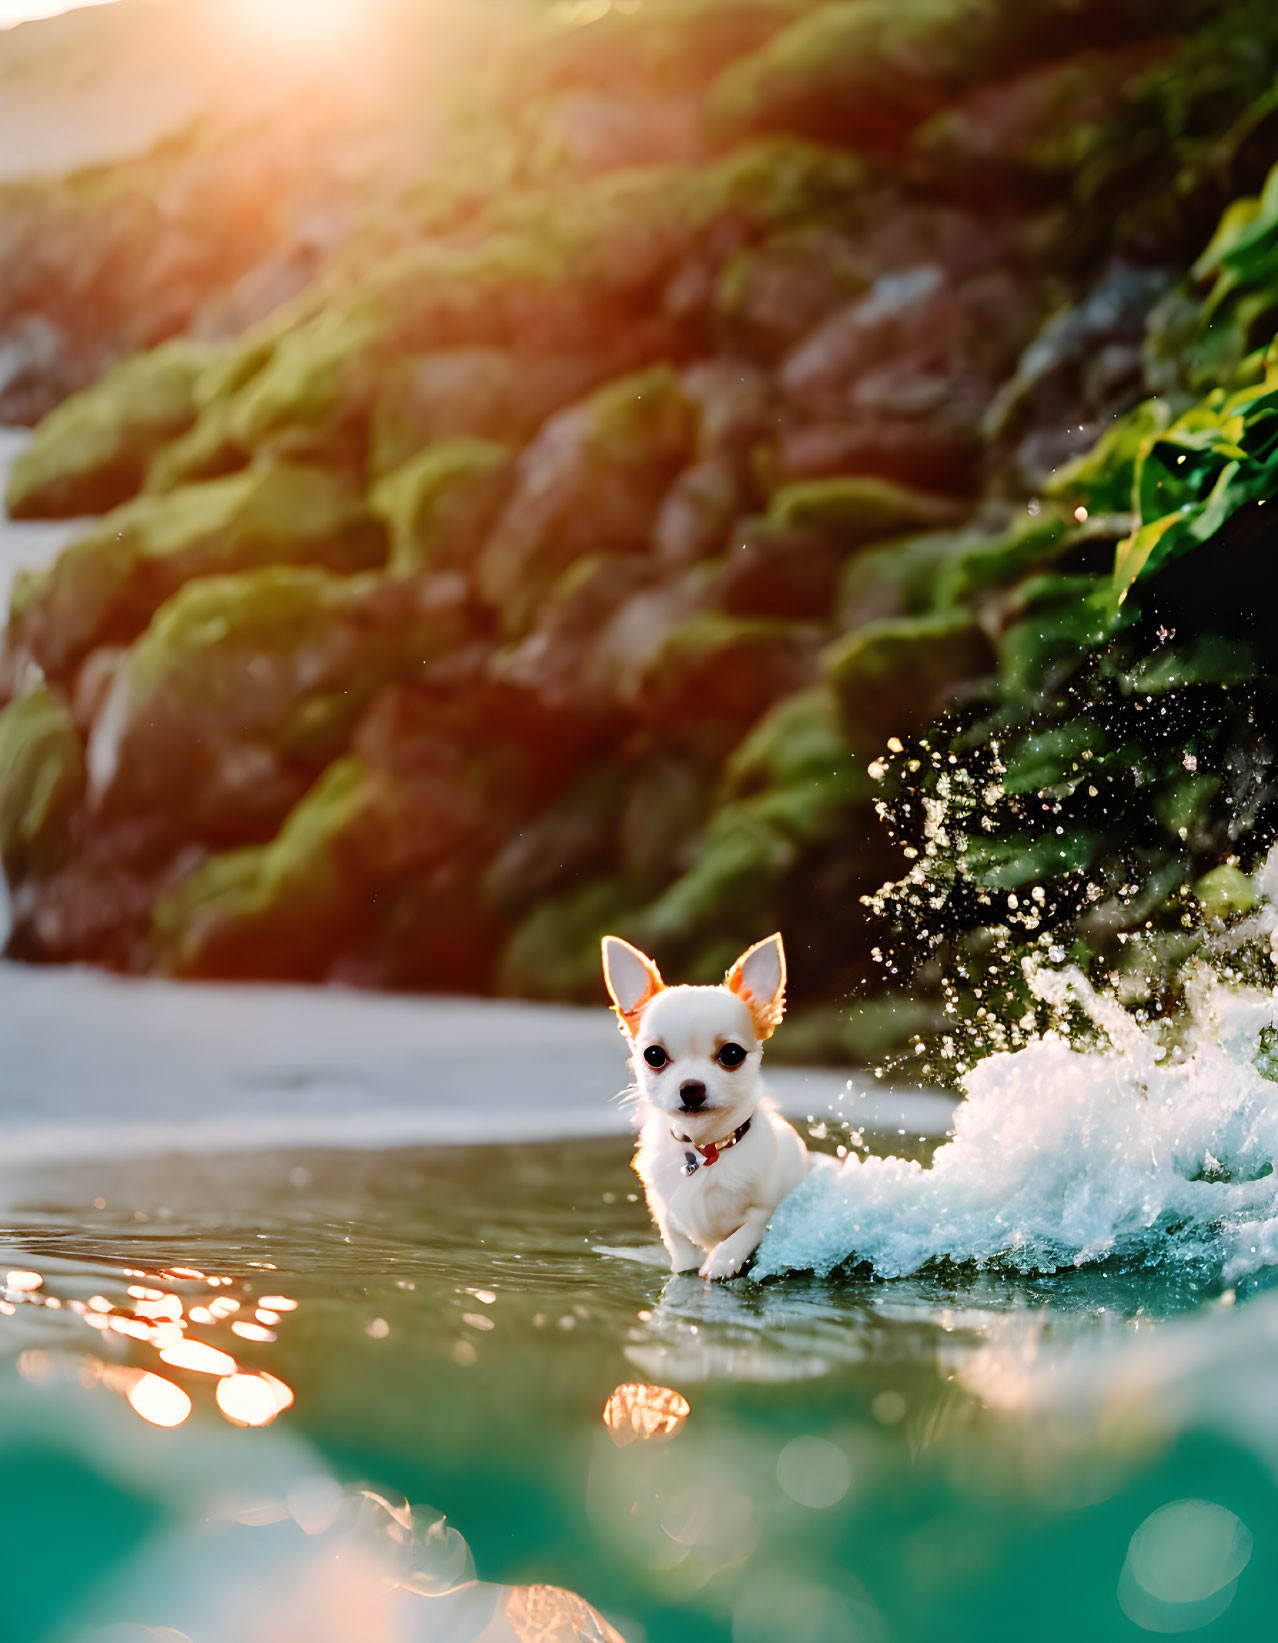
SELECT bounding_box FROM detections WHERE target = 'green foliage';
[1112,369,1278,608]
[1049,400,1171,515]
[1146,148,1278,394]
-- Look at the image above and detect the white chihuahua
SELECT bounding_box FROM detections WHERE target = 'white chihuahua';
[602,932,808,1280]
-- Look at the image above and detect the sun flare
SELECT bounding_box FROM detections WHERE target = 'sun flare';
[222,0,381,52]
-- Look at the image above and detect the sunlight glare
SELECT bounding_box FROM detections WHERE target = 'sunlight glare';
[216,1371,294,1427]
[223,0,376,53]
[159,1339,237,1377]
[127,1372,193,1429]
[231,1320,276,1343]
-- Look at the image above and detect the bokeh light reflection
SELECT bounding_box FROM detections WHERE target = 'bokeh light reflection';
[215,1371,294,1427]
[0,1256,298,1433]
[158,1340,237,1376]
[125,1372,193,1428]
[602,1382,690,1446]
[1118,1500,1253,1632]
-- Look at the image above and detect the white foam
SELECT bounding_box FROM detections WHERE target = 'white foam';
[756,962,1278,1283]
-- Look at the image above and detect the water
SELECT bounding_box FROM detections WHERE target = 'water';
[6,433,1278,1640]
[3,1117,1278,1643]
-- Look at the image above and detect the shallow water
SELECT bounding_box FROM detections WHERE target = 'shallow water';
[3,1123,1278,1643]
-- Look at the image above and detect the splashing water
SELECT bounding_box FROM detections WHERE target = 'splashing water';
[756,954,1278,1284]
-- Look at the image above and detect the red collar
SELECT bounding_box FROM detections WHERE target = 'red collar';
[674,1117,752,1176]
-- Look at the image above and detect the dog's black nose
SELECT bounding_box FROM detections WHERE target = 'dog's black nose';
[679,1080,706,1110]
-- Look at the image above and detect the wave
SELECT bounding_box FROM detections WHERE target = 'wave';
[755,959,1278,1284]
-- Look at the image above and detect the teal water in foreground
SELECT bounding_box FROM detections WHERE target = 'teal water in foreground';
[3,1129,1278,1643]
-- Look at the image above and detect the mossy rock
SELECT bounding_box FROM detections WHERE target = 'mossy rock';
[714,224,867,359]
[497,877,641,1002]
[218,241,578,459]
[0,687,85,880]
[154,756,377,979]
[518,0,807,99]
[930,513,1077,608]
[710,0,1210,151]
[227,304,388,455]
[13,462,387,679]
[824,608,994,755]
[633,783,835,968]
[768,475,968,546]
[483,764,626,918]
[155,710,497,981]
[617,750,718,891]
[838,527,975,628]
[145,397,249,495]
[370,439,512,577]
[708,0,975,149]
[368,349,607,477]
[6,341,212,520]
[478,364,696,625]
[628,687,867,968]
[89,565,469,838]
[178,140,863,469]
[721,683,865,800]
[706,516,842,620]
[483,137,867,288]
[630,610,818,729]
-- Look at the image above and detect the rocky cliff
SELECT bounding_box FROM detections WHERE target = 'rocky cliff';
[3,0,1278,1055]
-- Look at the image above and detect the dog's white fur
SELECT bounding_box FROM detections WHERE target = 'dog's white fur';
[603,933,808,1280]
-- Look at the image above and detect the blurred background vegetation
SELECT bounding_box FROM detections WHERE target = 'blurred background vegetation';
[4,0,1278,1062]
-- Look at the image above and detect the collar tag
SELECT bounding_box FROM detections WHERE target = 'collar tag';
[674,1116,752,1174]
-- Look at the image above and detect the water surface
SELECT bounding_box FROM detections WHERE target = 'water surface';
[2,1120,1276,1643]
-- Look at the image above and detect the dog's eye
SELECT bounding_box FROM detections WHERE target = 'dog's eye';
[717,1042,747,1069]
[643,1045,669,1069]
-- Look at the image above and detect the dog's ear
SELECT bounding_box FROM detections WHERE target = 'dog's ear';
[602,935,665,1036]
[725,933,786,1040]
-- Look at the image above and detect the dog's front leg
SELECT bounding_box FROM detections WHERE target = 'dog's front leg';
[654,1208,702,1273]
[699,1208,771,1281]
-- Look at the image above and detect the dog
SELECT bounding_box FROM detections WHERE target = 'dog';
[602,932,808,1280]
